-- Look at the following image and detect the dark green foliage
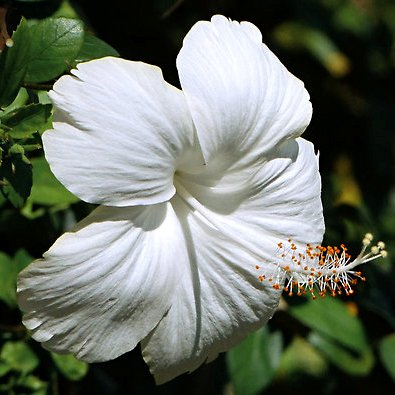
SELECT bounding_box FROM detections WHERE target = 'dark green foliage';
[0,18,31,108]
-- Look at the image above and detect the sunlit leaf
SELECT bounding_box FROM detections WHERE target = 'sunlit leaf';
[277,336,328,378]
[0,342,39,374]
[289,297,367,353]
[227,327,282,395]
[273,22,350,77]
[308,332,374,376]
[1,88,29,115]
[20,199,46,219]
[0,18,31,107]
[25,17,84,83]
[378,333,395,382]
[17,374,48,393]
[30,156,79,205]
[0,103,52,139]
[51,353,89,381]
[36,90,52,105]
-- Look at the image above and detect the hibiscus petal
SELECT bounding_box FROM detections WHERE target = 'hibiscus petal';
[176,15,312,165]
[17,203,188,362]
[180,138,324,247]
[233,138,324,243]
[141,194,281,384]
[142,138,323,383]
[44,57,200,206]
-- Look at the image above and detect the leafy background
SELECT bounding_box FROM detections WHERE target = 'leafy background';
[0,0,395,394]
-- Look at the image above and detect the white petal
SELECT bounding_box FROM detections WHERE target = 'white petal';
[142,139,323,383]
[177,15,312,166]
[235,138,324,243]
[141,194,281,384]
[181,138,324,246]
[17,203,188,362]
[44,57,200,206]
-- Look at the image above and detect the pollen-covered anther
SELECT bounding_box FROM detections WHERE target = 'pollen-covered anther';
[256,234,387,298]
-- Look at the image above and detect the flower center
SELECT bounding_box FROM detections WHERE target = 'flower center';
[173,180,386,299]
[255,233,387,299]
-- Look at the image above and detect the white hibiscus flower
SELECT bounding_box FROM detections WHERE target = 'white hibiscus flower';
[17,15,325,384]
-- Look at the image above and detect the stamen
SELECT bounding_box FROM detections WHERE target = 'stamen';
[256,233,387,298]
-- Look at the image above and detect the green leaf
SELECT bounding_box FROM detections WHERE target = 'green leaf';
[30,156,78,205]
[73,33,119,65]
[25,17,84,83]
[277,336,328,378]
[0,191,6,207]
[1,103,52,139]
[227,327,282,395]
[14,249,33,273]
[333,3,373,36]
[0,252,16,308]
[0,342,39,374]
[36,89,52,105]
[289,297,367,353]
[273,22,350,77]
[0,151,33,207]
[378,333,395,382]
[20,199,46,219]
[308,332,374,376]
[1,88,29,115]
[52,0,81,19]
[0,18,31,107]
[17,374,48,394]
[0,361,11,377]
[51,353,88,381]
[0,250,32,308]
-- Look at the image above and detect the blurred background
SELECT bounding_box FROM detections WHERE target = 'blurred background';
[0,0,395,394]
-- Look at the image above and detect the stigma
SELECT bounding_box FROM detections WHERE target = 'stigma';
[256,233,387,299]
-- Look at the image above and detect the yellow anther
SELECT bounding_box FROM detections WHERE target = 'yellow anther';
[362,237,371,246]
[364,233,374,241]
[371,246,379,254]
[378,241,385,249]
[380,250,388,258]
